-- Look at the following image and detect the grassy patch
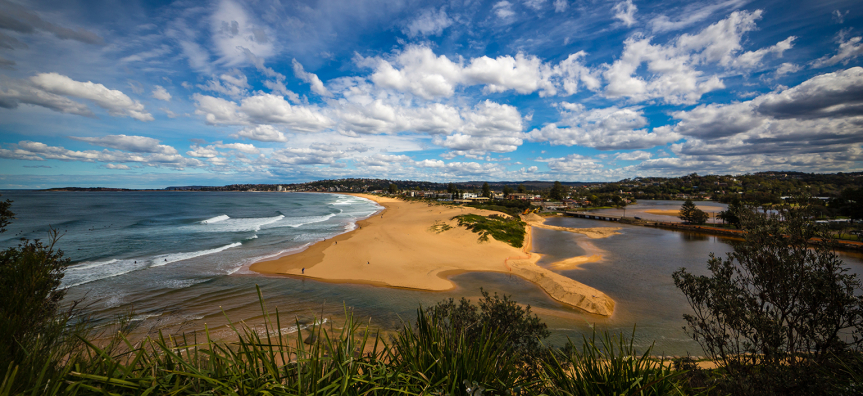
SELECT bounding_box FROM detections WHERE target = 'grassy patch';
[453,214,526,248]
[428,220,453,234]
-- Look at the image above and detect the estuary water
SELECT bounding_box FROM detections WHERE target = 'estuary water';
[2,191,862,355]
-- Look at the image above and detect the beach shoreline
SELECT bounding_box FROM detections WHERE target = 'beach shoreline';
[250,193,617,316]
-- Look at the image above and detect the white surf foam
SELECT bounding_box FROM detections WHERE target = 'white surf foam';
[151,242,242,267]
[201,215,230,224]
[70,258,118,271]
[197,215,285,233]
[227,243,312,275]
[279,213,337,228]
[63,242,242,289]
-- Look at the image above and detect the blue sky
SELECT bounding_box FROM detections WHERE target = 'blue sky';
[0,0,862,188]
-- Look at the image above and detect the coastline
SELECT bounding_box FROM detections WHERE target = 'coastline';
[250,193,617,316]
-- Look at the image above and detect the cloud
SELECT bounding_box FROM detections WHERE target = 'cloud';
[194,93,333,131]
[603,10,794,104]
[152,85,172,101]
[612,0,637,27]
[104,164,130,170]
[292,59,332,97]
[756,67,863,119]
[216,142,259,154]
[210,0,274,66]
[812,35,863,68]
[527,104,682,149]
[0,73,153,120]
[553,0,567,12]
[615,150,652,161]
[0,0,103,44]
[671,102,763,138]
[775,62,801,77]
[232,125,288,142]
[368,45,597,99]
[403,7,453,37]
[524,0,546,11]
[415,159,445,168]
[649,0,747,33]
[536,154,605,174]
[186,144,219,158]
[198,69,249,99]
[493,1,515,19]
[0,79,94,116]
[833,10,849,24]
[663,68,863,171]
[70,134,178,154]
[433,100,525,154]
[4,141,203,170]
[355,153,412,167]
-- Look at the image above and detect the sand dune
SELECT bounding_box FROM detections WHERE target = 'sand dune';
[251,194,616,316]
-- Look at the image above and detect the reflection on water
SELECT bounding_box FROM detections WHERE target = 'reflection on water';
[680,232,709,242]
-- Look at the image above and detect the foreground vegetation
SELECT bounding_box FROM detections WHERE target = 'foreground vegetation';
[3,195,863,395]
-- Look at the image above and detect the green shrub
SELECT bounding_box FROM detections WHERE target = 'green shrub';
[423,289,550,376]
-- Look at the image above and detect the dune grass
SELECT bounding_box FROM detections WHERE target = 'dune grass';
[453,214,526,248]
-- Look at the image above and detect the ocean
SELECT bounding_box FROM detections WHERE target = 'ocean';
[2,191,862,355]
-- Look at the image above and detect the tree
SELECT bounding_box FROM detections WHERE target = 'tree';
[388,183,398,194]
[482,182,492,198]
[503,185,514,196]
[612,195,628,218]
[517,184,527,193]
[679,199,708,224]
[839,187,863,222]
[673,205,863,392]
[549,181,566,201]
[717,197,746,228]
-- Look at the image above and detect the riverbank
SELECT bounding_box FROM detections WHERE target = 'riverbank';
[250,194,617,316]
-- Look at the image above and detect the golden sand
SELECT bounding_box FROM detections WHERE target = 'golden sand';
[250,194,616,316]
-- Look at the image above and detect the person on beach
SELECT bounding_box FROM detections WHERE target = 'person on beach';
[302,268,304,274]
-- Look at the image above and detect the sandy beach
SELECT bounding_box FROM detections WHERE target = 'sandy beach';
[251,194,618,316]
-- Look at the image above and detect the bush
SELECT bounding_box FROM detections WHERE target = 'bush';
[0,198,80,393]
[673,204,863,394]
[422,289,550,375]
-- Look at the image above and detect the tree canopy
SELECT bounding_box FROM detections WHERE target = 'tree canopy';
[679,199,709,224]
[673,205,863,393]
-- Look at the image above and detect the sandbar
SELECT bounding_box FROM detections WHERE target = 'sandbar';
[251,194,616,316]
[644,205,724,217]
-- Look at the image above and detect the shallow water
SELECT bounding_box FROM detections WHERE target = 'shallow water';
[2,192,861,355]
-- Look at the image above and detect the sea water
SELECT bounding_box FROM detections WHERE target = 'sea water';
[2,191,862,355]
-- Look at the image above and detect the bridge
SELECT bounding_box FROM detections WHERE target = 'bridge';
[563,211,622,221]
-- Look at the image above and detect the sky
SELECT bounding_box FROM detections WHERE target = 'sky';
[0,0,862,189]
